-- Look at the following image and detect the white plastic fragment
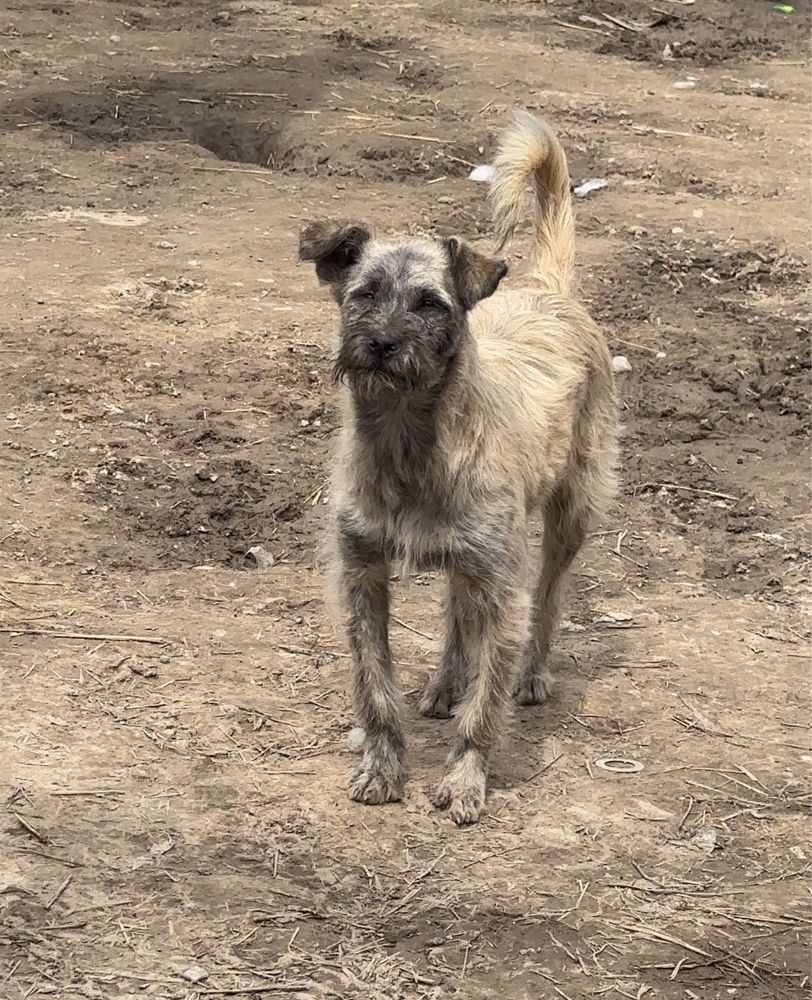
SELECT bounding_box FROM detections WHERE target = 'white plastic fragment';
[612,355,632,374]
[673,79,697,90]
[468,164,495,183]
[348,727,366,753]
[246,545,275,570]
[573,178,608,198]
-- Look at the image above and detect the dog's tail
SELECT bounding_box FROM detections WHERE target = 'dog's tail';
[489,110,574,294]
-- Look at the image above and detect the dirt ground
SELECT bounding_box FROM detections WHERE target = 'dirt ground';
[1,0,810,997]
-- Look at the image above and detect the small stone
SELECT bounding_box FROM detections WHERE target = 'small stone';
[212,10,232,25]
[182,967,209,984]
[348,727,366,753]
[689,828,721,854]
[612,355,632,374]
[129,660,157,678]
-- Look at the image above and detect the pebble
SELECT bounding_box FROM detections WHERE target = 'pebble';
[182,967,209,984]
[348,727,366,753]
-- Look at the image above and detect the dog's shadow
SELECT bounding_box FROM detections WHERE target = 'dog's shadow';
[407,631,628,797]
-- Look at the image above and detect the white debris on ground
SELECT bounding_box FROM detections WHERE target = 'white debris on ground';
[573,178,609,198]
[468,164,495,182]
[612,355,633,374]
[245,544,275,569]
[348,727,366,753]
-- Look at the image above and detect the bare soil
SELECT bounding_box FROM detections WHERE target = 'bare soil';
[1,1,810,998]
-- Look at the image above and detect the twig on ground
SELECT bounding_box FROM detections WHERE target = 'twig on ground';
[13,848,83,867]
[224,91,287,99]
[13,812,47,843]
[391,617,434,641]
[379,131,446,143]
[600,10,644,31]
[521,752,563,785]
[192,165,271,177]
[678,796,694,832]
[436,150,476,168]
[45,875,72,910]
[551,18,610,36]
[0,589,32,610]
[0,626,167,644]
[640,482,739,502]
[50,789,124,797]
[199,987,313,996]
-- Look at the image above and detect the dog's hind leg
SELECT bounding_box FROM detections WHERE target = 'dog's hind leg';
[514,480,591,705]
[419,577,468,719]
[338,520,405,806]
[434,564,530,825]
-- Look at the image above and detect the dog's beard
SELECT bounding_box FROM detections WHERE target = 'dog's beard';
[332,346,425,399]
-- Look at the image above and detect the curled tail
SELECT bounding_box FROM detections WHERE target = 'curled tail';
[489,110,575,294]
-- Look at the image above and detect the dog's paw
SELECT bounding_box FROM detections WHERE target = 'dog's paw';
[513,670,554,706]
[419,662,464,719]
[433,778,486,826]
[349,763,403,805]
[433,751,487,826]
[419,684,456,719]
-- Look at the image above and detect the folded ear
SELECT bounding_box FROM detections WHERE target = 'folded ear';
[299,221,372,301]
[444,237,508,311]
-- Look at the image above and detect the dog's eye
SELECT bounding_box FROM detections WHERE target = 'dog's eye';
[351,288,376,302]
[416,294,448,312]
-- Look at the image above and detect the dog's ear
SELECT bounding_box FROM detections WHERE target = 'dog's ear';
[299,221,372,301]
[444,237,508,311]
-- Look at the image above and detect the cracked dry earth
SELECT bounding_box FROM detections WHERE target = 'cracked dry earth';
[0,1,810,998]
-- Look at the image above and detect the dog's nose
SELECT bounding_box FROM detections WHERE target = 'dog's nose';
[368,336,399,359]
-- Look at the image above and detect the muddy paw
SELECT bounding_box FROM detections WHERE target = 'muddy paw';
[513,670,553,706]
[433,750,487,826]
[433,779,485,826]
[348,762,403,805]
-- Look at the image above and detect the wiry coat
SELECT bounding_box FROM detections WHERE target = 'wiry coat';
[301,111,617,826]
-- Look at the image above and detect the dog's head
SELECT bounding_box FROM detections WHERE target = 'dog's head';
[299,221,507,399]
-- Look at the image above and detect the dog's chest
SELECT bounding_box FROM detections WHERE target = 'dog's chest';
[348,401,468,570]
[360,454,456,570]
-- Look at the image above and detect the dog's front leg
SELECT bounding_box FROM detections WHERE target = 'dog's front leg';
[434,569,530,825]
[338,525,405,805]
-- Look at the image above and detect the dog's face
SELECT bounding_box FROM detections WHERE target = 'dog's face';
[299,222,507,399]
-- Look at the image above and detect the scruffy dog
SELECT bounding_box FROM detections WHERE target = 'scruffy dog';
[300,111,617,825]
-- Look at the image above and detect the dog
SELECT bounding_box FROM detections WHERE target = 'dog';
[299,111,617,825]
